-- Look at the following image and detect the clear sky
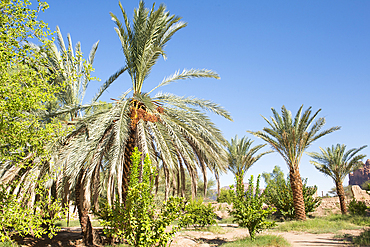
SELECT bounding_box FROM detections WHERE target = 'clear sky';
[38,0,370,194]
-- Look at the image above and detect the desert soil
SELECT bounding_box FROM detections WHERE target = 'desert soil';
[14,226,365,247]
[171,225,364,247]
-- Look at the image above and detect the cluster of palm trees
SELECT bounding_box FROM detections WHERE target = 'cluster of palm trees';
[227,105,367,220]
[1,1,233,245]
[0,1,367,245]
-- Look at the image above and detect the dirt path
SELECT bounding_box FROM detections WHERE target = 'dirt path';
[14,226,364,246]
[269,232,351,247]
[171,225,364,246]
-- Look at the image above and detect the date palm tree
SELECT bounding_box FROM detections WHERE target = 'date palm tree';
[227,135,272,185]
[54,1,231,244]
[248,105,340,220]
[307,144,367,214]
[0,26,104,245]
[43,25,101,120]
[0,25,100,193]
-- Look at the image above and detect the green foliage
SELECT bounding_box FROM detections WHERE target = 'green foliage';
[262,166,321,219]
[348,199,368,216]
[179,199,216,228]
[217,188,235,204]
[0,0,64,162]
[97,148,183,247]
[361,180,370,191]
[226,135,271,182]
[0,183,64,243]
[230,173,276,241]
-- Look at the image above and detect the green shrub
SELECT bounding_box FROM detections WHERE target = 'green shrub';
[230,173,276,241]
[348,198,367,216]
[179,199,216,228]
[262,166,321,219]
[97,148,183,247]
[217,188,235,204]
[0,179,64,243]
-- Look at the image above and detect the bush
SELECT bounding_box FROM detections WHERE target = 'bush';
[179,199,216,228]
[97,148,183,247]
[230,173,276,241]
[262,166,321,219]
[0,182,64,243]
[217,188,235,204]
[348,198,367,216]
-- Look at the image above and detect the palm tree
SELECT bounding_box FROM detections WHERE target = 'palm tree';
[307,144,367,214]
[0,26,103,245]
[43,25,101,120]
[227,135,272,185]
[54,2,231,244]
[0,25,100,190]
[247,105,340,220]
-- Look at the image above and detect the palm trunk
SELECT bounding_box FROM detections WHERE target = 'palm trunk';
[289,168,306,220]
[154,166,160,196]
[191,170,197,200]
[215,170,221,197]
[76,170,94,245]
[176,169,180,196]
[201,162,207,199]
[163,163,170,200]
[179,158,186,198]
[336,181,347,214]
[172,171,176,196]
[123,128,137,203]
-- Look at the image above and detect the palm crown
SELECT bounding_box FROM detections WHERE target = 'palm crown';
[54,1,232,209]
[248,105,340,169]
[308,144,367,183]
[227,135,272,181]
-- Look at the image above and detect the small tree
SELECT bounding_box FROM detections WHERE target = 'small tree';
[179,199,217,228]
[230,173,276,241]
[98,147,183,247]
[262,166,321,219]
[0,182,64,243]
[217,188,235,205]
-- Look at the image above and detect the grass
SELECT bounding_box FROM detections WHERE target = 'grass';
[0,242,15,247]
[220,235,290,247]
[325,214,370,227]
[273,216,361,234]
[104,245,129,247]
[180,225,229,234]
[55,219,101,227]
[217,216,235,224]
[207,225,229,234]
[353,229,370,246]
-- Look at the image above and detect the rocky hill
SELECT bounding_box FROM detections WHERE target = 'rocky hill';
[349,159,370,188]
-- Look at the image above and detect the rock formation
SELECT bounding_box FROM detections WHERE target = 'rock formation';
[349,159,370,188]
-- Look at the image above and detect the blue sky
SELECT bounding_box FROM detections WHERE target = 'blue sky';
[39,0,370,194]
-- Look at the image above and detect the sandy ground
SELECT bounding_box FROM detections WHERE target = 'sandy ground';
[170,225,365,247]
[13,226,366,246]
